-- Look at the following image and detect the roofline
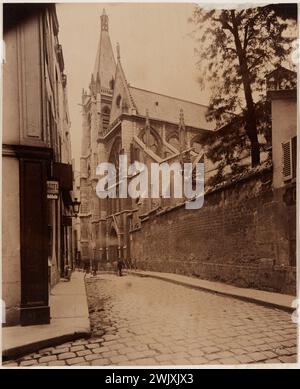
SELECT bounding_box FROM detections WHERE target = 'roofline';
[122,112,213,132]
[129,86,209,109]
[266,65,297,77]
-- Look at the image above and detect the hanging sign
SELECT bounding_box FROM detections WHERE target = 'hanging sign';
[47,180,59,199]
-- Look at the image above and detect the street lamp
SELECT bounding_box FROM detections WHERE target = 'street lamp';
[70,197,81,218]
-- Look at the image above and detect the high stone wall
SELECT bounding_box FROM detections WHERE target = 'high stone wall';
[131,168,296,294]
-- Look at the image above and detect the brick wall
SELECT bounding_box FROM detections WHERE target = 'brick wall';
[131,168,296,294]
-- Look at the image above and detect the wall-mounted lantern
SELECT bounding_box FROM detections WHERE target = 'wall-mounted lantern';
[70,197,81,218]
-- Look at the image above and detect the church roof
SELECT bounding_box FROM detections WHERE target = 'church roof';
[128,86,214,130]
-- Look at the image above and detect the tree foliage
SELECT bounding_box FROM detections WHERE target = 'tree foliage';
[191,5,297,168]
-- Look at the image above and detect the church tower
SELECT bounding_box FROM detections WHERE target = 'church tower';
[80,9,116,266]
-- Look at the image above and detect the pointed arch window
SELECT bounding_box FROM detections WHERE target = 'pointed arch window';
[168,136,180,151]
[102,105,110,131]
[109,78,115,90]
[116,95,122,108]
[139,127,163,157]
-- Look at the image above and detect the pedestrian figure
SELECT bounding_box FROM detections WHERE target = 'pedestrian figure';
[117,257,123,277]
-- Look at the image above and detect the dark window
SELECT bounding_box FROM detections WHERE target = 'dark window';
[116,95,122,108]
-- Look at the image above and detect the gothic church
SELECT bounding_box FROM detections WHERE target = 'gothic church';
[80,10,214,267]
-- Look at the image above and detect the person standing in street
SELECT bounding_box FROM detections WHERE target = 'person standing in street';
[117,257,124,277]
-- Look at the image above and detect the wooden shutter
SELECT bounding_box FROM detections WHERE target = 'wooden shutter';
[291,136,297,179]
[282,140,293,181]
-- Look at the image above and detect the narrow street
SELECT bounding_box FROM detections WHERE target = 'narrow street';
[3,274,297,366]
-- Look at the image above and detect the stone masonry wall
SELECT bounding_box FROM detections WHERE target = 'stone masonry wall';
[131,169,296,295]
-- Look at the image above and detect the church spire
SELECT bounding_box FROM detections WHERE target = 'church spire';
[100,8,109,31]
[116,42,120,61]
[92,9,116,91]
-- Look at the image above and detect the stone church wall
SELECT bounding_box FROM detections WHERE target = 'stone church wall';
[131,168,296,294]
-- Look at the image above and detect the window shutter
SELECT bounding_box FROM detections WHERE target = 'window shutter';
[282,140,293,181]
[291,136,297,179]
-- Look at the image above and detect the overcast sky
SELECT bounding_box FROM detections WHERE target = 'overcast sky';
[56,3,210,170]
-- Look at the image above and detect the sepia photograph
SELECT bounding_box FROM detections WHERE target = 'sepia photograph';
[1,1,298,369]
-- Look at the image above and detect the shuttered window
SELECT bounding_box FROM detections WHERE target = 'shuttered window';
[291,136,297,179]
[282,136,297,181]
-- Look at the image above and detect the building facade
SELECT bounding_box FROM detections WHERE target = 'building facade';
[3,4,74,326]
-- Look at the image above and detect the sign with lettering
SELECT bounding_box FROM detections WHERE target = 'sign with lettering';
[47,180,59,199]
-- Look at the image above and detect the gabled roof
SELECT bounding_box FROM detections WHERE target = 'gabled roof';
[128,87,214,130]
[266,65,297,91]
[109,59,136,124]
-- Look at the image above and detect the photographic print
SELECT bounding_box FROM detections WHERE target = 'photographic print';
[1,1,298,369]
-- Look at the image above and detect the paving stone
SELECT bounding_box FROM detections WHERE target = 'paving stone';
[134,344,150,351]
[86,343,101,349]
[91,358,111,366]
[52,347,70,355]
[247,352,268,362]
[188,349,205,357]
[73,340,89,346]
[285,347,297,355]
[188,356,209,365]
[229,348,247,355]
[58,352,77,360]
[39,347,54,354]
[116,346,136,355]
[48,360,66,366]
[250,338,266,346]
[70,345,85,352]
[264,358,282,364]
[19,360,38,366]
[171,352,191,360]
[66,357,85,365]
[155,354,174,362]
[169,345,186,354]
[172,358,191,365]
[75,362,90,366]
[278,355,297,363]
[201,346,220,354]
[100,350,118,358]
[262,351,278,359]
[274,348,289,356]
[109,355,129,364]
[38,355,57,363]
[22,355,33,361]
[76,350,92,357]
[103,334,119,341]
[218,357,240,365]
[235,355,255,364]
[133,358,157,365]
[2,361,18,367]
[84,353,104,361]
[106,343,127,351]
[92,346,110,354]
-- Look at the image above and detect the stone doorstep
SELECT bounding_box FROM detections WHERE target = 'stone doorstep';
[127,270,295,313]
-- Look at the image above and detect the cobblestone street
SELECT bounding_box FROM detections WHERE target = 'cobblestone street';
[3,274,297,366]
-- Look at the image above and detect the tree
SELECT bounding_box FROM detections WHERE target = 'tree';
[191,5,297,167]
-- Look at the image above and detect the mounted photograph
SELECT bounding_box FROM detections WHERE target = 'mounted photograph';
[1,1,298,368]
